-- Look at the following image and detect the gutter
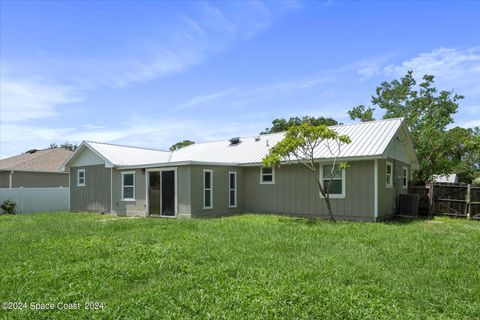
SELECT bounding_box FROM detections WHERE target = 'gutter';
[115,155,387,170]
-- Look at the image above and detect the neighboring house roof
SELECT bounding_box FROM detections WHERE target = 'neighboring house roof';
[0,148,73,172]
[433,174,458,183]
[63,117,418,169]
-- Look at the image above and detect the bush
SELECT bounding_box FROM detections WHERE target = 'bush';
[473,177,480,186]
[1,200,16,214]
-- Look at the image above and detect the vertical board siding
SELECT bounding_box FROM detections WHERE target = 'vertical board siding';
[244,161,375,220]
[70,165,111,212]
[189,165,244,218]
[377,159,411,219]
[112,168,146,217]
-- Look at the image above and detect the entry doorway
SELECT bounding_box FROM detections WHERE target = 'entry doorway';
[147,169,176,217]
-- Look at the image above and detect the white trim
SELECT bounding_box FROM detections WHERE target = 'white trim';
[319,163,346,199]
[374,159,378,219]
[145,167,178,218]
[260,166,275,184]
[121,171,135,201]
[228,171,237,208]
[77,169,85,187]
[386,161,393,188]
[203,169,213,209]
[402,166,408,189]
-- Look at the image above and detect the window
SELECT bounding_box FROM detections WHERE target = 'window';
[77,169,85,187]
[320,164,345,198]
[386,162,393,188]
[203,170,213,209]
[121,171,135,201]
[260,167,275,184]
[402,167,408,189]
[229,172,237,208]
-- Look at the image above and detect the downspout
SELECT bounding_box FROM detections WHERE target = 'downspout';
[110,167,113,214]
[374,160,378,221]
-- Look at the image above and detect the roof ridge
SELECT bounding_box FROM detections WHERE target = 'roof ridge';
[174,118,404,149]
[85,141,170,153]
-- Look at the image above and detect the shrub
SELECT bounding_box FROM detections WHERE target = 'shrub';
[1,200,16,214]
[473,177,480,186]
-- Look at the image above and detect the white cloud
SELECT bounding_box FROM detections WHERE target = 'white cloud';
[462,119,480,128]
[0,77,81,122]
[176,74,337,110]
[0,117,266,158]
[383,47,480,78]
[382,47,480,97]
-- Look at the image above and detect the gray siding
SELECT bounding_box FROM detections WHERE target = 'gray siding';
[111,167,192,218]
[177,166,192,218]
[112,168,146,217]
[12,171,69,188]
[244,161,375,221]
[189,165,245,218]
[0,170,69,188]
[377,158,411,219]
[0,172,9,188]
[70,165,111,212]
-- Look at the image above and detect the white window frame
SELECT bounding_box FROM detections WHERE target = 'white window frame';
[77,169,85,187]
[260,167,275,184]
[121,171,136,201]
[319,163,346,199]
[229,171,237,208]
[386,161,393,188]
[203,169,213,209]
[402,166,408,189]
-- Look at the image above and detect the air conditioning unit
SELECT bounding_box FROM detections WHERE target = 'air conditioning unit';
[398,194,419,216]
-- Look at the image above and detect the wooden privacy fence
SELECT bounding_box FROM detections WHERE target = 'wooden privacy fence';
[409,183,480,220]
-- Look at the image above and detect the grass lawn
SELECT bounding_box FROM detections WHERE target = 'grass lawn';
[0,213,479,319]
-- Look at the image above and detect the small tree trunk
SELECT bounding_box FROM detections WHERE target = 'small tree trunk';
[314,175,336,222]
[324,196,336,222]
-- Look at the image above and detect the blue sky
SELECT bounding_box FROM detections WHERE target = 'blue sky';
[1,0,479,157]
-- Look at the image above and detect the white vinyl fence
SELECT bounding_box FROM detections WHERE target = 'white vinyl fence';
[0,187,70,213]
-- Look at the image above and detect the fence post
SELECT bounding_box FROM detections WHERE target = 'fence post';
[429,183,434,217]
[19,187,24,214]
[466,184,471,219]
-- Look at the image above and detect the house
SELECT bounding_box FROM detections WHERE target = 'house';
[62,118,418,221]
[0,148,73,188]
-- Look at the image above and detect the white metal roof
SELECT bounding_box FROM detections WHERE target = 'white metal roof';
[66,118,412,168]
[85,141,171,167]
[170,117,405,164]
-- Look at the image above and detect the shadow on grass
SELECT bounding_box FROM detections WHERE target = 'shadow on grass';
[381,215,430,225]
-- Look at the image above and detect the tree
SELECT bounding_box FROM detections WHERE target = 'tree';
[170,140,195,151]
[347,105,374,122]
[348,71,464,182]
[49,142,78,151]
[261,116,339,134]
[262,123,351,222]
[445,126,480,183]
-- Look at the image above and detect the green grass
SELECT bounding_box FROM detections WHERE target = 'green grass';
[0,213,479,319]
